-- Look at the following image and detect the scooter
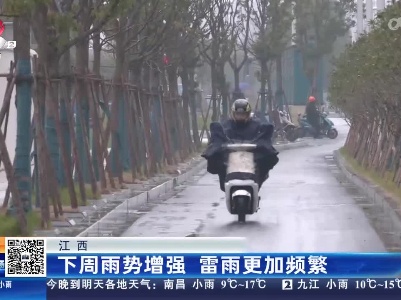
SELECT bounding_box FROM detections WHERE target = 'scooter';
[297,113,338,139]
[202,122,277,223]
[279,111,298,142]
[272,110,298,142]
[224,142,260,223]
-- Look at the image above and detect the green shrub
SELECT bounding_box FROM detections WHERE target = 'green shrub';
[0,211,41,237]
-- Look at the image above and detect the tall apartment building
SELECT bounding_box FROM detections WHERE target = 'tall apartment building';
[354,0,396,41]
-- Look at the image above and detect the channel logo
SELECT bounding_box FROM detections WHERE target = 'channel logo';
[388,17,401,30]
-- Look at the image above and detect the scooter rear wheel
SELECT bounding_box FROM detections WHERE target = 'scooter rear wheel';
[285,128,298,142]
[295,127,305,138]
[327,128,338,139]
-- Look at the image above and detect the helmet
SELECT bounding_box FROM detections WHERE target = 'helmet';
[231,99,251,122]
[308,96,316,102]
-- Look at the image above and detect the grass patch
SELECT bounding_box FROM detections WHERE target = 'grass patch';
[32,184,101,207]
[340,147,401,201]
[0,211,41,236]
[59,184,101,206]
[197,115,211,130]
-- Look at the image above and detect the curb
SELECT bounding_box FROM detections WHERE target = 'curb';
[77,160,208,237]
[274,140,310,151]
[76,140,311,237]
[334,150,401,243]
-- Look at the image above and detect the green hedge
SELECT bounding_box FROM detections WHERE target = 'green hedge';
[329,3,401,192]
[329,3,401,125]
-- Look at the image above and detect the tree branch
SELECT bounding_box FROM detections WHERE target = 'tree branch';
[58,0,121,56]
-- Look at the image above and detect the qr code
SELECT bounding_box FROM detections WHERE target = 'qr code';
[5,238,46,277]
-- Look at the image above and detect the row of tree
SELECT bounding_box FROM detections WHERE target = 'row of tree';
[197,0,355,119]
[0,0,355,234]
[329,3,401,190]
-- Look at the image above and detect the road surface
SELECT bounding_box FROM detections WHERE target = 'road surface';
[122,118,386,252]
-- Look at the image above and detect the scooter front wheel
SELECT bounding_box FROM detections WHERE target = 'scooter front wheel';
[236,196,247,223]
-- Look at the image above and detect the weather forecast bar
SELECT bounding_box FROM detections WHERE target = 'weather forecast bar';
[1,237,401,299]
[44,278,401,298]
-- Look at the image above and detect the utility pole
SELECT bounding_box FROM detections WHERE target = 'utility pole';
[366,0,373,33]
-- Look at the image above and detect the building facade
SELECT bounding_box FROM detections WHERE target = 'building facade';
[269,3,352,108]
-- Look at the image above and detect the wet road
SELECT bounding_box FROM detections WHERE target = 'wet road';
[122,118,386,252]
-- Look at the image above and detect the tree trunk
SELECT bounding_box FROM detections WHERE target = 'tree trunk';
[13,14,32,213]
[93,31,101,76]
[45,60,60,186]
[30,4,64,215]
[75,39,91,183]
[233,67,241,100]
[305,58,319,97]
[218,63,228,121]
[210,63,218,122]
[148,65,164,170]
[46,68,77,212]
[32,57,51,226]
[31,3,61,188]
[167,66,183,158]
[260,60,268,113]
[92,30,101,181]
[180,66,195,151]
[129,60,150,172]
[275,55,284,110]
[59,36,72,187]
[312,59,319,97]
[188,68,201,148]
[266,67,273,115]
[110,28,125,180]
[75,1,92,183]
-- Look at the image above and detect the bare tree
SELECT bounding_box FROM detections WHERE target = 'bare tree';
[250,0,293,115]
[229,0,253,101]
[162,0,209,149]
[102,0,179,177]
[294,0,355,97]
[201,0,240,121]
